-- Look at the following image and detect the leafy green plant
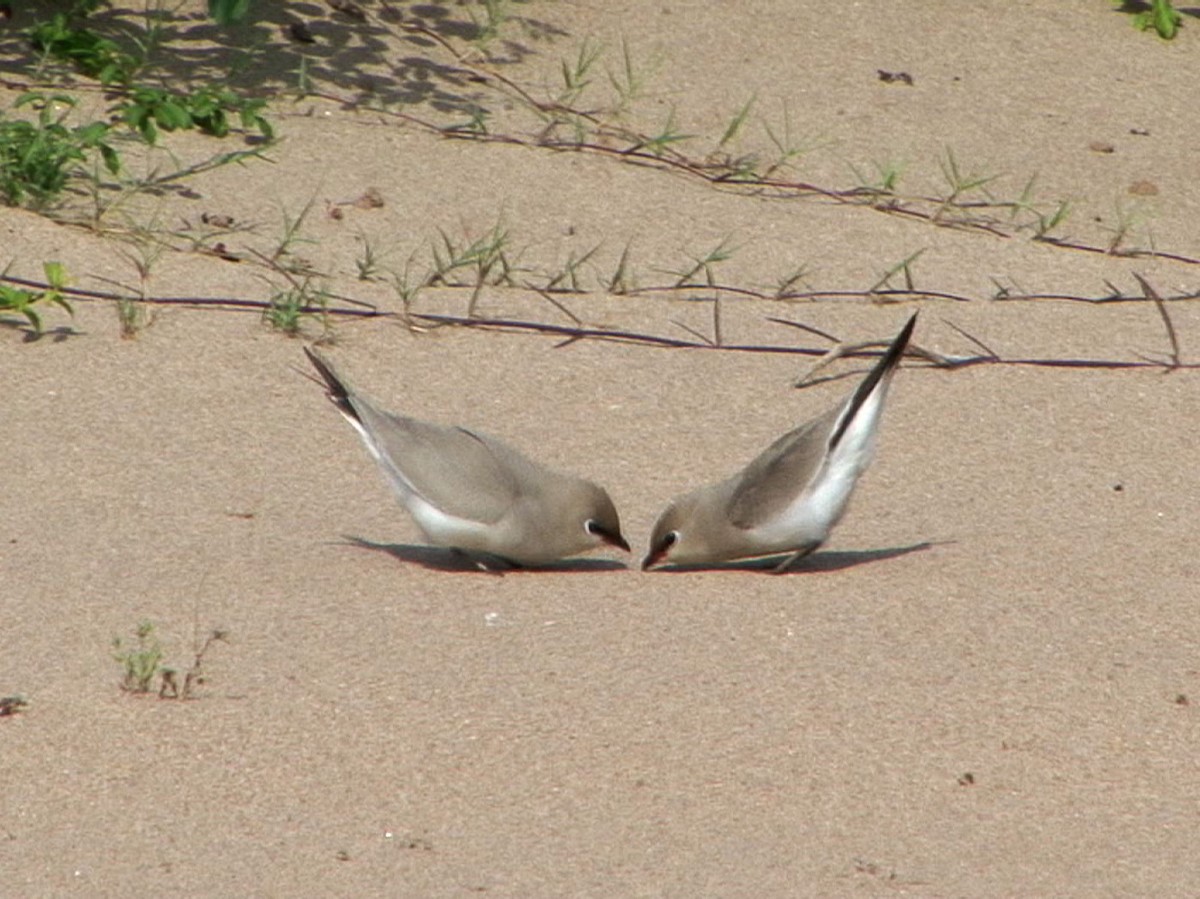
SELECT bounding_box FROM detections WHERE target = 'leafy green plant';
[0,261,74,335]
[1119,0,1182,38]
[117,85,273,144]
[0,93,119,207]
[29,10,140,84]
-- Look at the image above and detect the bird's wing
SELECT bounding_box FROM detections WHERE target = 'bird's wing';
[351,399,523,525]
[725,405,839,530]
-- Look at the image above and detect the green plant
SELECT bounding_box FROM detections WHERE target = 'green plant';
[117,85,273,144]
[29,9,140,84]
[934,148,999,221]
[112,620,165,693]
[428,219,518,316]
[0,93,119,207]
[1119,0,1182,38]
[556,38,603,107]
[0,261,73,335]
[264,278,328,335]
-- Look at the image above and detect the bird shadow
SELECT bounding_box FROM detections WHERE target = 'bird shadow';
[652,540,945,574]
[338,536,628,573]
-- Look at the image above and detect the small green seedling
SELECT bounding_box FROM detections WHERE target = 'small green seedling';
[112,620,165,694]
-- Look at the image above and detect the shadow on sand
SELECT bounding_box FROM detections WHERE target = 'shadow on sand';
[649,540,944,574]
[338,536,629,573]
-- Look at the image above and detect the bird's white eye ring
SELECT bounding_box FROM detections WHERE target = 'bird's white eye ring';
[662,531,679,549]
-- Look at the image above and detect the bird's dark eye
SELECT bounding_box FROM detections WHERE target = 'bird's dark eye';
[662,531,678,549]
[586,519,599,535]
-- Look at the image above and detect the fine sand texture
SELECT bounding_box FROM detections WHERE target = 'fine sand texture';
[3,1,1200,895]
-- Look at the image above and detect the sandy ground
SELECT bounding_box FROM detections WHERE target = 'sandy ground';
[3,1,1200,895]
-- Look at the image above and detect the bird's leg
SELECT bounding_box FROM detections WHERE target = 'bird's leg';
[771,541,821,574]
[452,548,524,575]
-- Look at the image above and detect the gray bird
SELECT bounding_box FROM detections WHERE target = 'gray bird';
[643,313,916,572]
[305,348,629,568]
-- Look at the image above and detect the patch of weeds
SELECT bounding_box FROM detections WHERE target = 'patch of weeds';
[0,261,73,336]
[29,7,140,85]
[112,619,229,699]
[429,218,520,316]
[0,93,120,208]
[15,4,276,217]
[117,85,273,144]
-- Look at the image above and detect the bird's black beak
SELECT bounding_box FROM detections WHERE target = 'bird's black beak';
[595,525,630,553]
[641,545,666,571]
